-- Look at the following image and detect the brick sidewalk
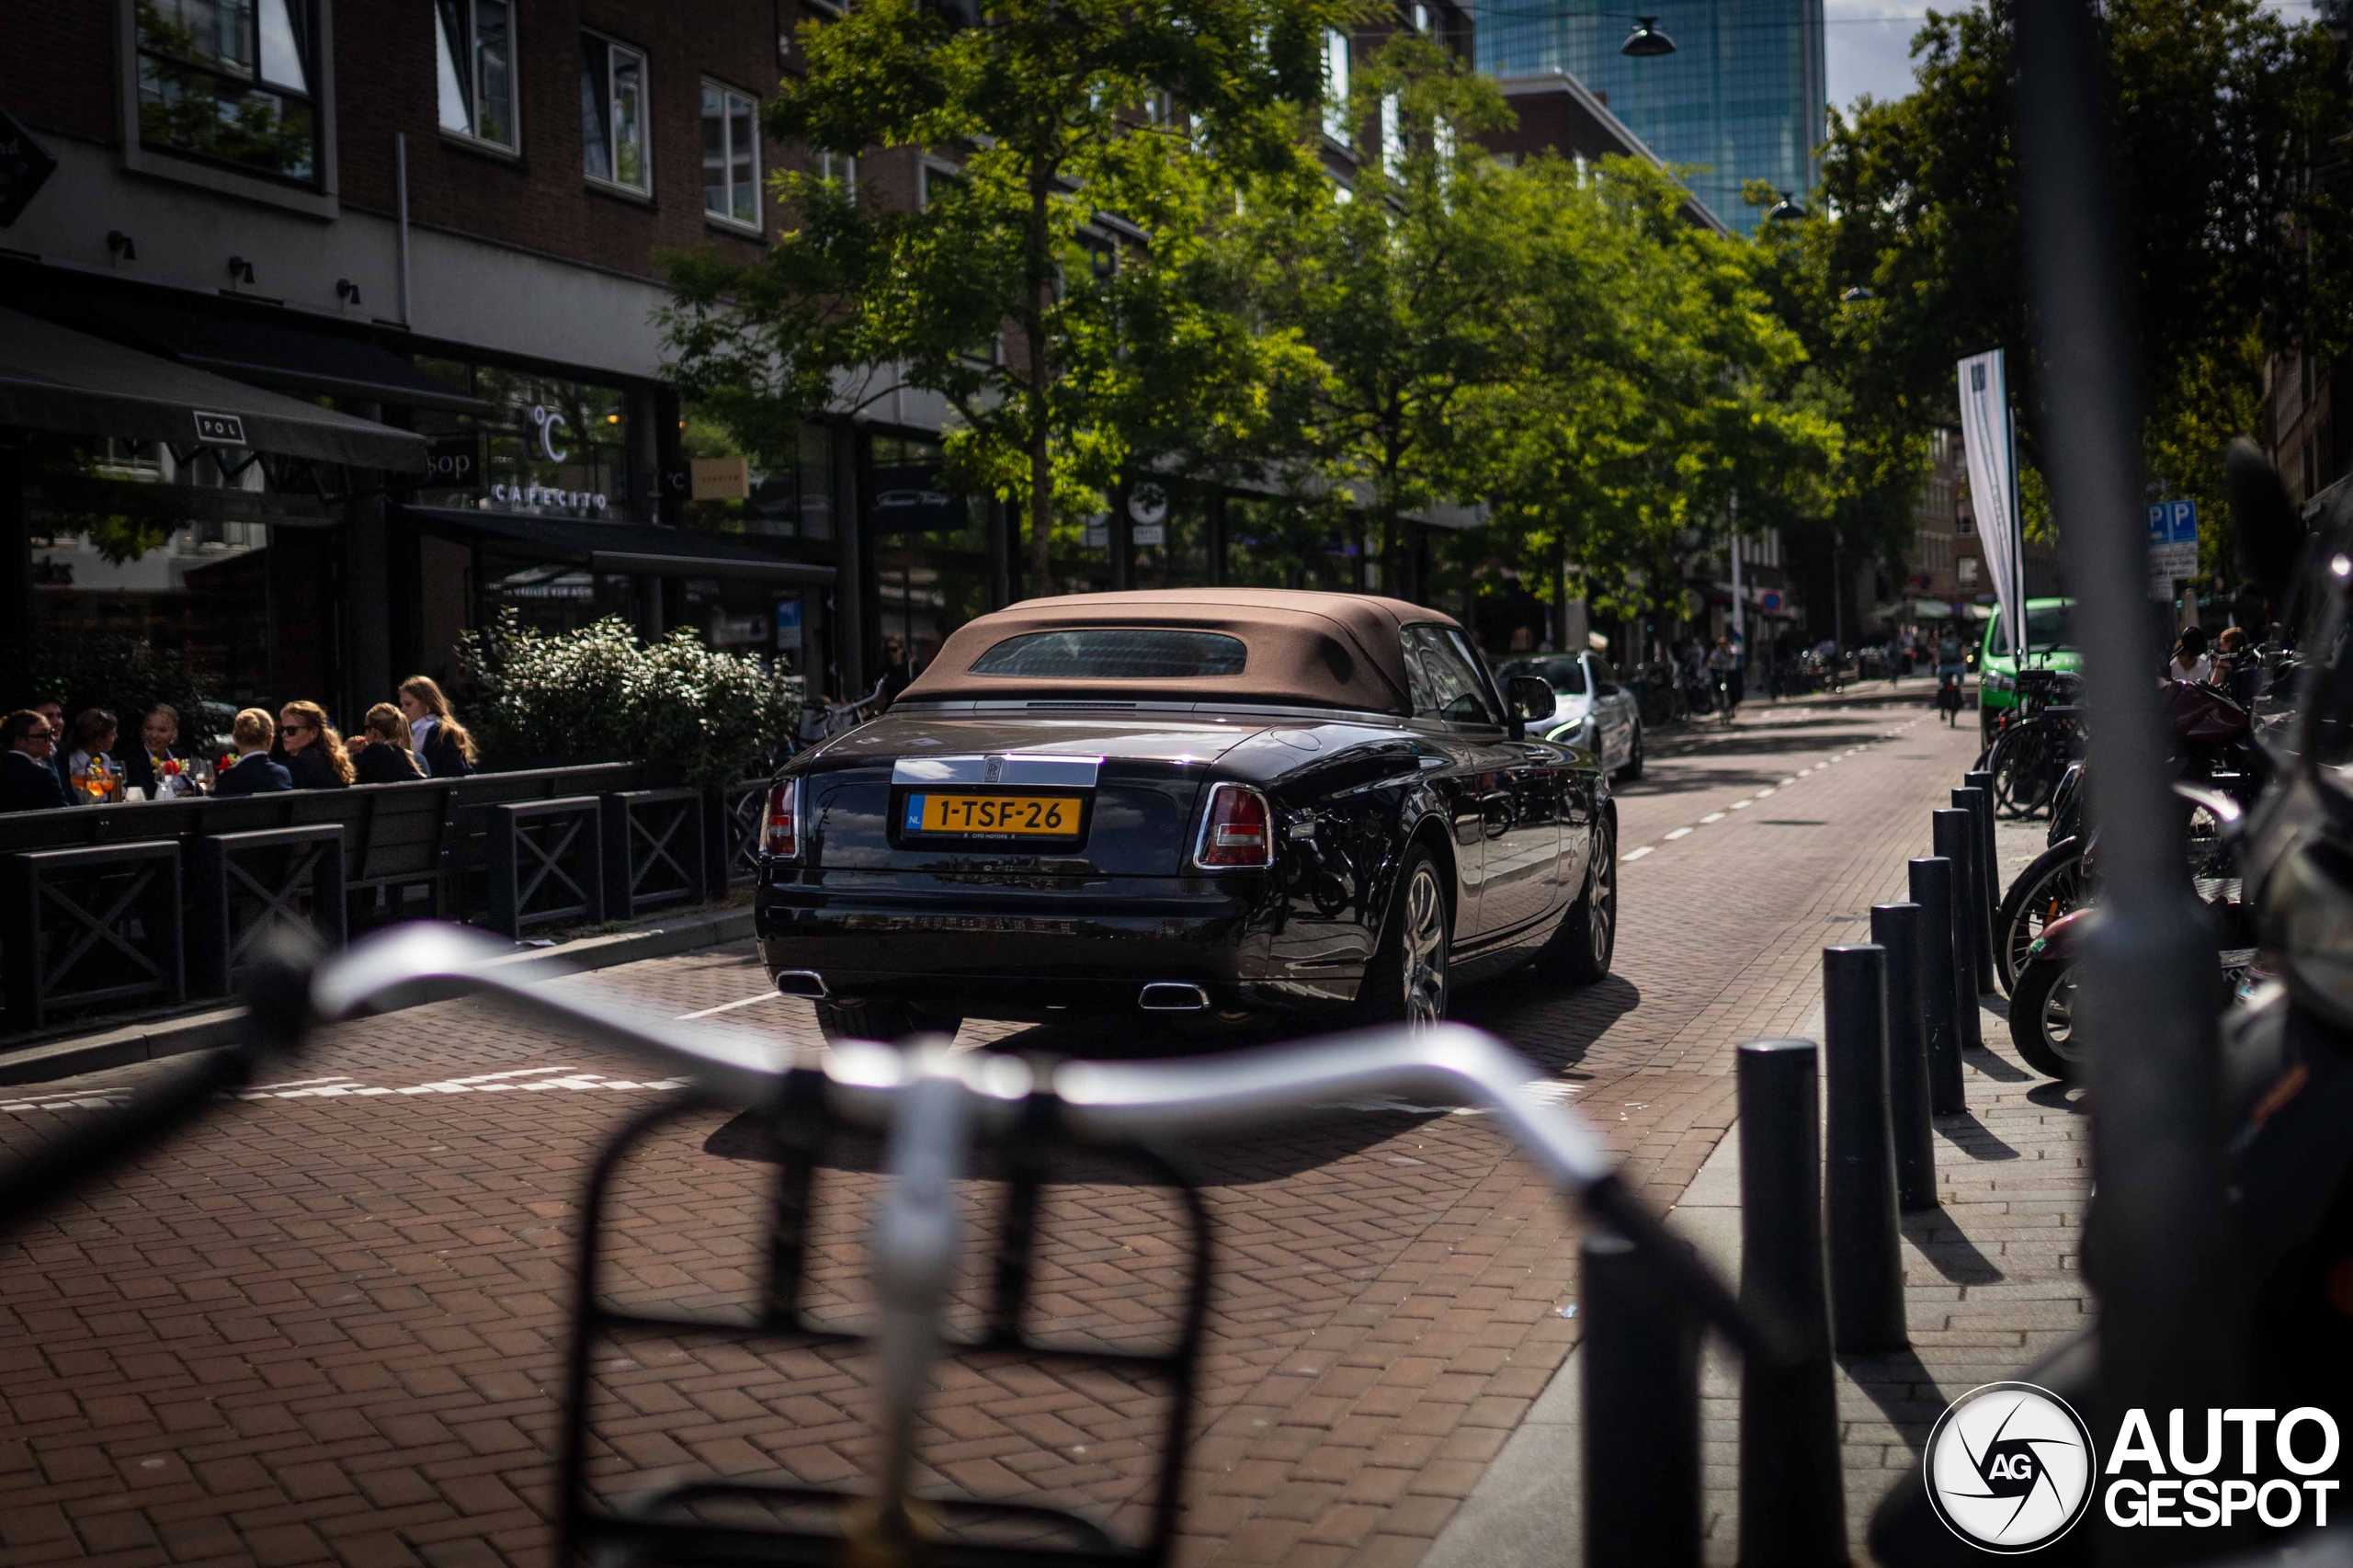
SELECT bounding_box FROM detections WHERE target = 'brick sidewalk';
[0,697,1981,1568]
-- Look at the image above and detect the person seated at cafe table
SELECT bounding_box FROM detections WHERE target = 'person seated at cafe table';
[124,703,194,798]
[214,709,292,797]
[347,703,424,784]
[31,698,70,797]
[1,709,68,812]
[275,700,354,790]
[63,708,121,801]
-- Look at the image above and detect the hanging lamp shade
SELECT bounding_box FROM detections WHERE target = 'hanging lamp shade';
[1621,17,1677,56]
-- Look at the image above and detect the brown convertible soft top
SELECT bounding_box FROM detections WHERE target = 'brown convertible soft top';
[896,589,1463,714]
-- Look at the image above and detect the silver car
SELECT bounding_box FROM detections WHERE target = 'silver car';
[1498,653,1644,781]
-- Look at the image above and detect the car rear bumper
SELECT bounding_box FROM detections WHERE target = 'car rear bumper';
[754,867,1345,1019]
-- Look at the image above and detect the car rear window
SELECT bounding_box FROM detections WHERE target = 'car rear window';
[969,628,1249,678]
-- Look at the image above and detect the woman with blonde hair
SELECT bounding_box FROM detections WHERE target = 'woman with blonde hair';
[349,702,425,784]
[277,700,355,789]
[397,676,477,778]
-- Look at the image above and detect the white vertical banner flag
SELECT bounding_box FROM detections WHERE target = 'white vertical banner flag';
[1957,349,2026,658]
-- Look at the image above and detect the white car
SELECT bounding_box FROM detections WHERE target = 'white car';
[1497,653,1644,781]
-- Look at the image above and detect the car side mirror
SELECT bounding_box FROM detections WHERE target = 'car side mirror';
[1506,675,1555,724]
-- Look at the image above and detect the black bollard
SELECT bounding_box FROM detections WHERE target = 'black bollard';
[1735,1040,1847,1567]
[1952,785,1997,992]
[1823,944,1907,1353]
[1932,808,1986,1052]
[1582,1231,1700,1568]
[1963,768,2002,935]
[1908,857,1968,1115]
[1870,902,1938,1212]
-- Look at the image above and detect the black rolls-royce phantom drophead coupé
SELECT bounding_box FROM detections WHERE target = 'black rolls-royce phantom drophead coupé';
[756,589,1618,1040]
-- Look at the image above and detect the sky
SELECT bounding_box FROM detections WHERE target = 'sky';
[1824,0,2322,116]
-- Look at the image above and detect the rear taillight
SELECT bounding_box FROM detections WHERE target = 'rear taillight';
[763,778,800,858]
[1193,784,1273,869]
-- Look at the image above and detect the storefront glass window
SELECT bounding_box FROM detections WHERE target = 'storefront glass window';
[412,359,633,519]
[1227,498,1365,593]
[868,432,994,672]
[726,422,834,540]
[1129,485,1212,591]
[28,438,276,708]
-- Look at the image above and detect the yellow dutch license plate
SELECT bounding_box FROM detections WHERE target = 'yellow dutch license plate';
[904,792,1080,837]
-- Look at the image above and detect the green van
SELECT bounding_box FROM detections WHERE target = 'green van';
[1978,597,2081,740]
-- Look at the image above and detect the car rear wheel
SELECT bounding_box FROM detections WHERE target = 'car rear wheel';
[1355,846,1449,1029]
[1540,816,1616,983]
[1614,723,1643,783]
[813,997,963,1045]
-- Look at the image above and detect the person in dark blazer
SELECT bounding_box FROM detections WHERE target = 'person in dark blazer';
[124,704,194,798]
[214,709,292,798]
[2,710,69,812]
[398,676,478,778]
[350,703,425,784]
[274,701,354,790]
[32,699,71,798]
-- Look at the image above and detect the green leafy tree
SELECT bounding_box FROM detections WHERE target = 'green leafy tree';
[664,0,1359,587]
[1230,37,1539,584]
[1469,155,1839,635]
[1759,0,2353,578]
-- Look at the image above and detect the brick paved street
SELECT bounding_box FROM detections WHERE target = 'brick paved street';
[0,690,2020,1568]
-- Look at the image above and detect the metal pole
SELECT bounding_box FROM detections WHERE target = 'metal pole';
[1962,769,2002,963]
[1907,857,1967,1116]
[1931,810,1984,1051]
[2014,3,2244,1543]
[1582,1232,1700,1568]
[1871,903,1937,1211]
[394,131,413,327]
[1950,787,1996,993]
[1823,945,1906,1353]
[1735,1040,1846,1568]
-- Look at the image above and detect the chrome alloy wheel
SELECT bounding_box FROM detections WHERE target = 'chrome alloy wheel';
[1401,861,1449,1028]
[2040,965,2083,1065]
[1586,830,1617,968]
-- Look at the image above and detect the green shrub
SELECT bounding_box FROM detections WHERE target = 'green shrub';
[459,612,801,787]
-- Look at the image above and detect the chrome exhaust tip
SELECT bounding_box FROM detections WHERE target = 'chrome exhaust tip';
[774,970,829,999]
[1139,982,1210,1013]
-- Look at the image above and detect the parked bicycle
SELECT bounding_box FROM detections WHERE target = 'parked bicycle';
[0,926,1782,1568]
[1983,665,2086,818]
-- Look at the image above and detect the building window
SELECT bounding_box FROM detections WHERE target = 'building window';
[702,83,761,226]
[1959,555,1981,588]
[817,149,856,192]
[437,0,516,150]
[1323,28,1351,147]
[1380,93,1404,179]
[136,0,318,183]
[581,33,649,191]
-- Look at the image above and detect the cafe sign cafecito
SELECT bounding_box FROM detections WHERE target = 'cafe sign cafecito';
[424,402,614,517]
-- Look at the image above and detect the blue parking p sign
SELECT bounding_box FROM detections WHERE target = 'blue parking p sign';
[2145,500,2199,593]
[2143,500,2197,544]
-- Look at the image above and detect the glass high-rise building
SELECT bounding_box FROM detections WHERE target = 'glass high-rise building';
[1476,0,1826,237]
